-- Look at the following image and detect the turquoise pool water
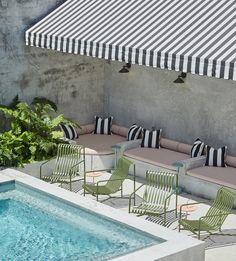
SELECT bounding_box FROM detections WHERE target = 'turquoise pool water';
[0,181,162,260]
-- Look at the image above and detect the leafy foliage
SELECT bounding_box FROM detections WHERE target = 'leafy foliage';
[0,97,79,167]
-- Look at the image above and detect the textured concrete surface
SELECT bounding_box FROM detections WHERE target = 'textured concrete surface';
[105,62,236,155]
[0,0,105,125]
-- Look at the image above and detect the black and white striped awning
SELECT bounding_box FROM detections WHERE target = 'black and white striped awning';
[26,0,236,81]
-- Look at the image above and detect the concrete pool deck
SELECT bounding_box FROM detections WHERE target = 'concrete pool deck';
[60,172,236,261]
[0,168,204,261]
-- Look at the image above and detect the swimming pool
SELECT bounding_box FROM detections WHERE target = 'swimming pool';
[0,169,204,261]
[0,181,162,260]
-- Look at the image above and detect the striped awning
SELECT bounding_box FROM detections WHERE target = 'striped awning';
[25,0,236,81]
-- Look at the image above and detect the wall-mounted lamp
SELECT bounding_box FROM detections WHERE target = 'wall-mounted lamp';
[174,72,187,83]
[119,63,131,73]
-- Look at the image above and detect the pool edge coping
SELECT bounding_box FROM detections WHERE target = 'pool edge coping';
[0,168,205,261]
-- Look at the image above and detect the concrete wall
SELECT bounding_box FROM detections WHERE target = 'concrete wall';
[0,0,105,126]
[2,0,236,156]
[105,61,236,156]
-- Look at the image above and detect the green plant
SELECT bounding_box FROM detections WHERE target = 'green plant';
[0,97,79,167]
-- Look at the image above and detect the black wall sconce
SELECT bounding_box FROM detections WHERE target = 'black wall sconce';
[174,72,187,83]
[119,63,131,73]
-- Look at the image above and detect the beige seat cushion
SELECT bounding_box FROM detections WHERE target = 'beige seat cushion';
[187,167,236,190]
[124,148,190,170]
[75,134,126,155]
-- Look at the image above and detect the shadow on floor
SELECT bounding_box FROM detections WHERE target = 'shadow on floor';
[203,229,236,249]
[146,212,187,228]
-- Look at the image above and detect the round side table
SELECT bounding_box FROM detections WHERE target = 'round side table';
[86,171,103,183]
[177,204,198,216]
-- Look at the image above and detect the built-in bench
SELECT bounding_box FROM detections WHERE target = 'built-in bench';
[113,138,192,178]
[70,123,236,205]
[179,155,236,203]
[73,124,128,170]
[114,137,236,207]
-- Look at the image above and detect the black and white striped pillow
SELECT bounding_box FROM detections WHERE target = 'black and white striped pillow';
[59,124,78,140]
[127,124,142,141]
[141,129,162,149]
[94,116,113,135]
[205,146,227,167]
[191,138,205,158]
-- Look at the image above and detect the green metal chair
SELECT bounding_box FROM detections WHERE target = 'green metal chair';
[83,156,134,201]
[129,170,178,226]
[40,144,85,191]
[179,187,236,239]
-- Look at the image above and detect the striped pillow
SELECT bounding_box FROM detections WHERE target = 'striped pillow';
[141,129,162,149]
[127,124,142,141]
[205,146,227,167]
[59,124,78,140]
[191,138,205,158]
[94,116,113,135]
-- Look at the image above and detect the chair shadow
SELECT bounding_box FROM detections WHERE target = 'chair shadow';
[146,211,187,228]
[100,194,144,208]
[202,229,236,249]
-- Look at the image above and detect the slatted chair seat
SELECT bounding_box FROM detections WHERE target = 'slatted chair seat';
[179,187,236,239]
[42,174,79,183]
[40,144,85,191]
[179,219,217,233]
[129,170,178,226]
[82,185,113,196]
[132,202,165,215]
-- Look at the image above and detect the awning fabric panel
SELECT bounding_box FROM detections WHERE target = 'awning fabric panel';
[25,0,236,81]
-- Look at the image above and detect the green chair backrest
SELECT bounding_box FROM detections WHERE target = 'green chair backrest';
[105,157,133,192]
[143,170,176,208]
[204,187,236,229]
[53,144,83,177]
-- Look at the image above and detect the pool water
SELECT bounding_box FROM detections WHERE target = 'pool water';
[0,182,162,260]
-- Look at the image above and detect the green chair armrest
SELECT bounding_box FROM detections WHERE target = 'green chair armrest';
[164,191,176,210]
[40,156,57,179]
[198,213,229,232]
[85,168,115,173]
[95,178,127,195]
[200,212,229,220]
[128,184,144,213]
[69,160,86,176]
[179,201,211,219]
[96,178,125,186]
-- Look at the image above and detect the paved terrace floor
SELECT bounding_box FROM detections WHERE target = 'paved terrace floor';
[60,173,236,261]
[1,171,235,261]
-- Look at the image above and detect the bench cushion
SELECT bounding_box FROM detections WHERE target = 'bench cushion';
[124,147,190,170]
[187,167,236,190]
[75,134,126,155]
[226,156,236,168]
[76,124,94,135]
[160,138,192,155]
[111,124,129,138]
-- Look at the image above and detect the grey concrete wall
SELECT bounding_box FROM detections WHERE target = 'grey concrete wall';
[2,0,236,156]
[0,0,105,126]
[105,61,236,156]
